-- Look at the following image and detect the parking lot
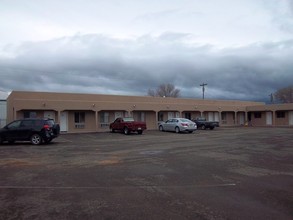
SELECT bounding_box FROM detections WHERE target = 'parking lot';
[0,127,293,220]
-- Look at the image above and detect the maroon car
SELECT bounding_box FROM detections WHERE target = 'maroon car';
[110,117,146,135]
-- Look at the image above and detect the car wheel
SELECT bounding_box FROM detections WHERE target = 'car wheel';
[110,127,115,133]
[159,125,164,132]
[201,125,206,130]
[137,130,143,135]
[188,131,193,133]
[30,134,43,145]
[124,127,130,135]
[175,126,180,133]
[210,127,214,130]
[0,136,3,144]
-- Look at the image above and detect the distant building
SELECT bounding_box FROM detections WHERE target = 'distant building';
[6,91,293,133]
[0,100,7,128]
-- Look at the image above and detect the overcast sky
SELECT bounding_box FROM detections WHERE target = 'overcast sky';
[0,0,293,101]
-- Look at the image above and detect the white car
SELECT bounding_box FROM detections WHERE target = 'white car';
[159,118,197,133]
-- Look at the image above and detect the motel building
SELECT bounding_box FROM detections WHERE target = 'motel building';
[6,91,293,133]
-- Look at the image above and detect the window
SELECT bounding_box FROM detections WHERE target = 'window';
[23,111,37,118]
[276,111,285,118]
[21,120,34,128]
[221,112,227,124]
[100,112,109,128]
[221,112,227,120]
[136,112,145,122]
[124,118,135,122]
[185,113,191,120]
[254,112,262,118]
[74,112,85,129]
[7,120,21,129]
[158,112,164,121]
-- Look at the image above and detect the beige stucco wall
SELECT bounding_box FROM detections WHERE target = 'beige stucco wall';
[250,112,267,126]
[275,112,288,126]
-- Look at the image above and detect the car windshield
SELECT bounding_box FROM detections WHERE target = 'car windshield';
[123,118,135,122]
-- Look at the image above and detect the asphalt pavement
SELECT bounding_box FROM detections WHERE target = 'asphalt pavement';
[0,127,292,220]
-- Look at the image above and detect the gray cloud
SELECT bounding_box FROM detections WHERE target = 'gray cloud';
[0,33,292,102]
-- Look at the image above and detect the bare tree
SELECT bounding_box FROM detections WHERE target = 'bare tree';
[274,86,293,103]
[148,83,181,98]
[147,88,156,97]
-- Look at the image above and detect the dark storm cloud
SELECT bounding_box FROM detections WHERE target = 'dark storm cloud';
[0,33,292,101]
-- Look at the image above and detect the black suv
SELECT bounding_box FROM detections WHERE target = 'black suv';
[0,118,60,145]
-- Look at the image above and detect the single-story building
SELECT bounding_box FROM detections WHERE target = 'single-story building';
[6,91,293,133]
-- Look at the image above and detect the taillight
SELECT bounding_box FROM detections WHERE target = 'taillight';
[43,124,50,130]
[181,123,188,127]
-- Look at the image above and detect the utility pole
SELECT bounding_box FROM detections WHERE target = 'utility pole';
[269,93,274,103]
[200,83,207,99]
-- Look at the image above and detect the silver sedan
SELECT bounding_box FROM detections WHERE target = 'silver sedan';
[159,118,197,133]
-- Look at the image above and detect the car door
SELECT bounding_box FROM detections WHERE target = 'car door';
[165,119,175,131]
[171,119,178,131]
[19,120,34,139]
[163,120,171,131]
[112,118,123,130]
[3,120,22,140]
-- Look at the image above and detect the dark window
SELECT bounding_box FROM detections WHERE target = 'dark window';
[185,113,191,120]
[136,112,145,122]
[221,112,227,120]
[248,112,252,121]
[276,111,285,118]
[100,112,109,123]
[74,112,85,123]
[23,111,37,118]
[158,112,164,121]
[35,120,44,127]
[21,120,33,128]
[7,120,21,129]
[254,112,262,118]
[74,112,85,129]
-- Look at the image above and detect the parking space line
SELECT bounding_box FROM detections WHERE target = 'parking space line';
[0,183,236,189]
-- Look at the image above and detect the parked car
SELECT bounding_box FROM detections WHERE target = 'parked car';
[110,117,147,135]
[159,118,197,133]
[192,117,219,130]
[0,118,60,145]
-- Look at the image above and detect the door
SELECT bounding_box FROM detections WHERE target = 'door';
[239,113,245,125]
[208,112,214,121]
[214,112,219,122]
[164,119,173,131]
[266,112,273,125]
[19,120,35,139]
[114,118,124,130]
[4,120,22,140]
[289,111,293,126]
[60,111,68,132]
